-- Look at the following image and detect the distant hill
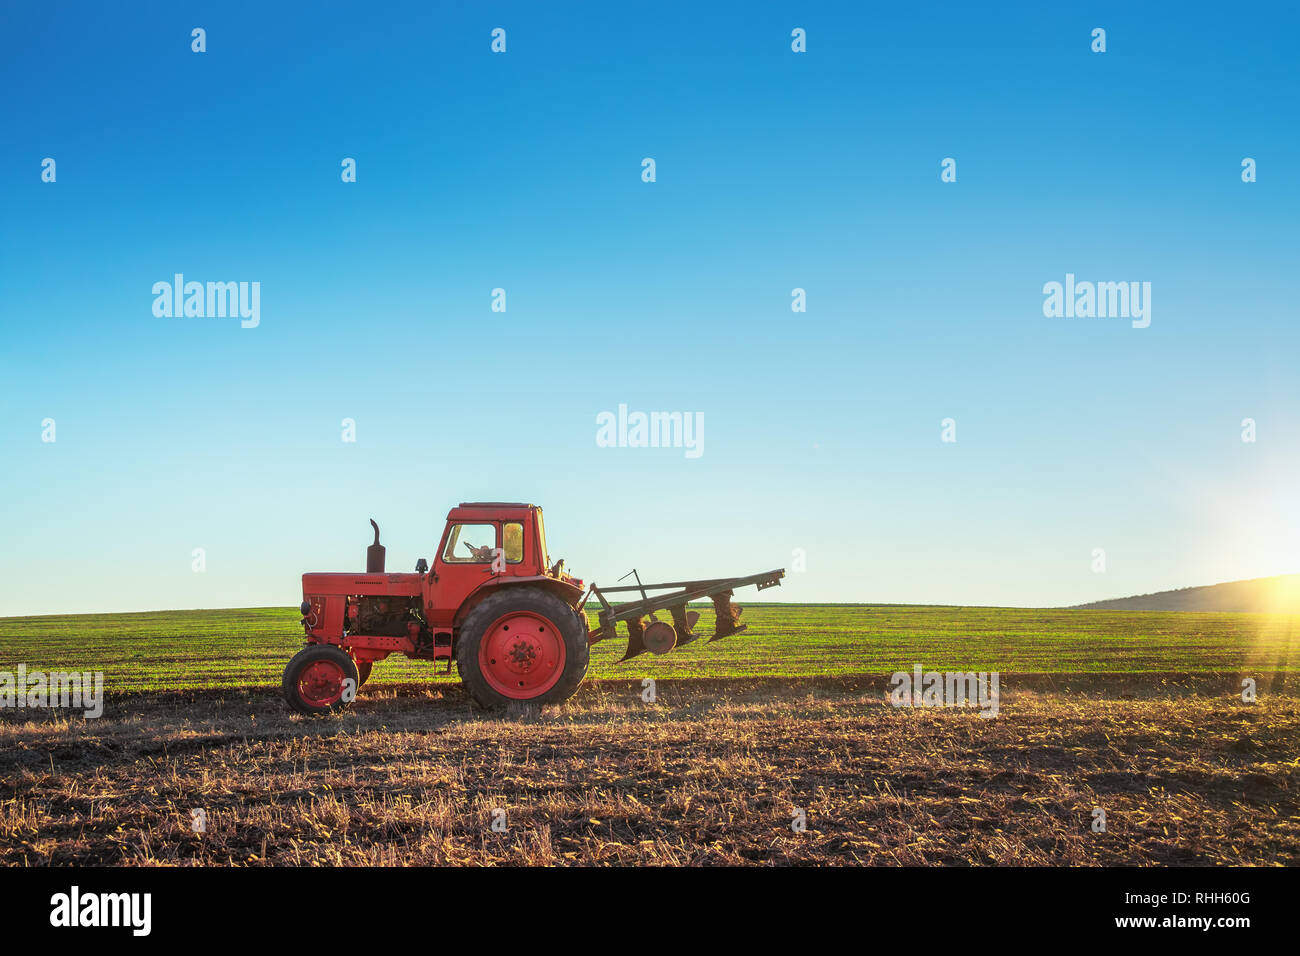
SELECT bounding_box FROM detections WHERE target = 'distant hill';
[1073,574,1300,613]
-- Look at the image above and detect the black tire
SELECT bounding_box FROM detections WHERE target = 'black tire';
[456,587,589,709]
[282,644,360,716]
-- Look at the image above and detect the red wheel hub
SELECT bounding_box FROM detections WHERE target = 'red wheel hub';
[479,611,566,699]
[298,659,346,706]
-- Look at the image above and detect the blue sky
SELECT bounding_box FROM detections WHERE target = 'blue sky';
[2,1,1298,615]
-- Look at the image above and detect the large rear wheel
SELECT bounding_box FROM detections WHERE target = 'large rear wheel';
[456,587,589,709]
[283,645,359,716]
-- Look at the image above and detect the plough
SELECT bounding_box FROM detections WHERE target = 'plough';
[585,569,786,660]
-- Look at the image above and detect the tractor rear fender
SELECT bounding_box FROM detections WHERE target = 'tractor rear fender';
[453,575,587,632]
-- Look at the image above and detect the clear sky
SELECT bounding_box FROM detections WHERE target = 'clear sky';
[2,2,1298,615]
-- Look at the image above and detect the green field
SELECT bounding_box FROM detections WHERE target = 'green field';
[4,604,1298,867]
[1,604,1297,693]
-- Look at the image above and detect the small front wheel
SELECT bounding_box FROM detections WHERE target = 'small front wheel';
[283,645,359,716]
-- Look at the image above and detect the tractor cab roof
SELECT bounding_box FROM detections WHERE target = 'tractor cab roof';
[447,502,538,522]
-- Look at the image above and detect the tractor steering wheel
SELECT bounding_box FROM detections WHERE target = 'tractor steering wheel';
[464,542,492,562]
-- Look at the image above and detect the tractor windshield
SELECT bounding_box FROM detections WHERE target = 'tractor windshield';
[442,523,497,563]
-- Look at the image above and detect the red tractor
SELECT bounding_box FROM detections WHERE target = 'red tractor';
[284,502,784,714]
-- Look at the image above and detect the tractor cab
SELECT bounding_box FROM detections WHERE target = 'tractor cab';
[426,502,579,627]
[435,502,547,576]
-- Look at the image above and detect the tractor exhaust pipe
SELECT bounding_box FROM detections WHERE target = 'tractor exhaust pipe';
[367,519,386,573]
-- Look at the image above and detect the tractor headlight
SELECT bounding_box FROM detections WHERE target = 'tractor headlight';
[300,600,311,615]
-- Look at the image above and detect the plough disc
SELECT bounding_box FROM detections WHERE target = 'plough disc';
[643,620,677,655]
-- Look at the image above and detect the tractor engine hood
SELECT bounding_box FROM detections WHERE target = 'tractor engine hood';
[302,572,423,597]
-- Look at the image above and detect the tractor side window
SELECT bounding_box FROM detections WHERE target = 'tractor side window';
[504,523,524,563]
[442,523,497,563]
